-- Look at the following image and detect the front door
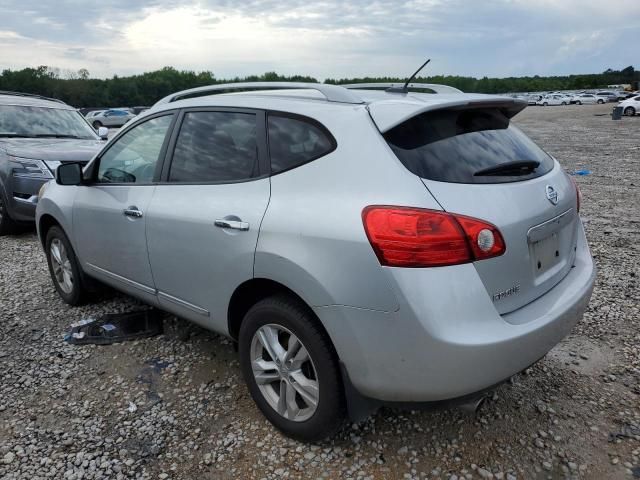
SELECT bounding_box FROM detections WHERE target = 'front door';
[74,114,175,303]
[146,109,270,332]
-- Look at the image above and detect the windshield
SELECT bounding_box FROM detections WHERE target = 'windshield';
[0,105,97,139]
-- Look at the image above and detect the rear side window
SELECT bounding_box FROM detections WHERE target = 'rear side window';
[169,111,258,183]
[267,114,335,174]
[383,108,554,184]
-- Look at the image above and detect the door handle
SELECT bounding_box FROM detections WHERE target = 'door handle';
[123,206,143,218]
[215,219,249,231]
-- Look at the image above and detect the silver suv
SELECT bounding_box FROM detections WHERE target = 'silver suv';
[36,82,596,441]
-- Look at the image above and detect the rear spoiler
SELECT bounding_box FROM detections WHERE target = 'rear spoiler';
[367,96,527,133]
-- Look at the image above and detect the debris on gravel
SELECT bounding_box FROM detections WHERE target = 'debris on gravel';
[0,104,638,479]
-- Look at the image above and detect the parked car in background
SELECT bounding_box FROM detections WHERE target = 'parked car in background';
[527,95,541,105]
[85,110,105,120]
[89,109,136,129]
[536,94,567,106]
[0,91,105,234]
[619,95,640,116]
[37,82,595,441]
[595,92,618,103]
[571,94,598,105]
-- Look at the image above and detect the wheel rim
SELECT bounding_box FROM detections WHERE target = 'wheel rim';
[625,107,635,116]
[50,238,74,294]
[250,324,319,422]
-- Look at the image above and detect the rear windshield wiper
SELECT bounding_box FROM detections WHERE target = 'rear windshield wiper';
[474,160,540,177]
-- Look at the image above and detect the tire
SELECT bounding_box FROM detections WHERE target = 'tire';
[624,107,636,116]
[0,191,18,236]
[576,101,582,105]
[92,120,102,129]
[543,102,548,106]
[597,99,604,104]
[561,102,566,105]
[45,226,87,305]
[239,295,345,441]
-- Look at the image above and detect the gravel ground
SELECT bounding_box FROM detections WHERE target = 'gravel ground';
[1,103,638,480]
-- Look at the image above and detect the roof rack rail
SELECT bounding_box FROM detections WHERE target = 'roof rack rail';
[341,83,463,94]
[155,82,365,106]
[0,90,67,104]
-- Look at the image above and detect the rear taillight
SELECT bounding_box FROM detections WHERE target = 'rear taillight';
[362,206,505,268]
[569,176,581,213]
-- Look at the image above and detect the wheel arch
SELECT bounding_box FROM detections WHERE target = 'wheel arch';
[227,278,329,342]
[38,213,63,247]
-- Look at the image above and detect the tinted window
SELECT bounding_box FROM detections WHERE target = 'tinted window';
[384,108,554,184]
[169,111,258,183]
[97,115,172,183]
[268,114,335,174]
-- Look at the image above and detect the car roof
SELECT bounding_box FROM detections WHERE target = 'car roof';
[145,83,523,133]
[0,92,74,110]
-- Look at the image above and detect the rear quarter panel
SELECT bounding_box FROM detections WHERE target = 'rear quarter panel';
[255,107,443,312]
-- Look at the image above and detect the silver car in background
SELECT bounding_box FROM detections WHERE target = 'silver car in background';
[36,82,596,441]
[89,108,135,129]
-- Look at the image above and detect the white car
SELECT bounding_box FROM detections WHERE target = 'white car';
[571,94,598,105]
[536,95,568,106]
[85,110,106,119]
[619,95,640,116]
[593,93,612,104]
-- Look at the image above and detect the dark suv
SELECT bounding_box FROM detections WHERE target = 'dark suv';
[0,91,105,234]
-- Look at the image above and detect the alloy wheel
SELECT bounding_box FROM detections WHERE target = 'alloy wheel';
[50,238,74,294]
[250,324,319,422]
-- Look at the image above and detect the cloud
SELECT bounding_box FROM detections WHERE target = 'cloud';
[0,0,637,79]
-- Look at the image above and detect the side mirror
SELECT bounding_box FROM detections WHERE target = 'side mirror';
[56,163,84,186]
[98,126,109,139]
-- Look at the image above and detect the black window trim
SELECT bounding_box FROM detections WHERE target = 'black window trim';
[84,110,178,186]
[266,110,338,177]
[159,106,269,185]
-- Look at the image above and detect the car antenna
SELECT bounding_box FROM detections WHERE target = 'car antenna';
[386,58,431,94]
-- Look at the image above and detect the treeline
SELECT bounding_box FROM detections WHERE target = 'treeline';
[0,65,637,108]
[327,66,639,94]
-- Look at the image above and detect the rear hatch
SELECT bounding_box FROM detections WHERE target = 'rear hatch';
[375,100,580,315]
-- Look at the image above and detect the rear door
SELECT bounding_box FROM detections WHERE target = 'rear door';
[74,113,176,304]
[145,108,270,332]
[380,106,580,315]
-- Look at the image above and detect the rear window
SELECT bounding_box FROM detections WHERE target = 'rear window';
[267,114,335,174]
[383,108,554,184]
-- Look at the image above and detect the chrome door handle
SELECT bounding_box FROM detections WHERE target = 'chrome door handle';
[123,207,143,218]
[215,219,249,231]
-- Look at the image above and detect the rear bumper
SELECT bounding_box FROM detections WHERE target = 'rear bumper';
[316,223,595,402]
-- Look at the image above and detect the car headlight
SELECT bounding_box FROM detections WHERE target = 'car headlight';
[9,157,54,180]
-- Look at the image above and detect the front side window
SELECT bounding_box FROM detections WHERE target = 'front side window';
[384,108,555,184]
[268,114,335,174]
[169,111,258,183]
[97,115,173,184]
[0,106,97,139]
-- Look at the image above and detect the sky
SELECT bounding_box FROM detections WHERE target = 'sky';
[0,0,638,80]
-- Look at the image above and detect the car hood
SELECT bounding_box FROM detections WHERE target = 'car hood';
[1,138,104,164]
